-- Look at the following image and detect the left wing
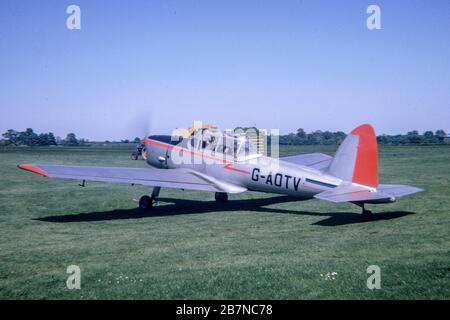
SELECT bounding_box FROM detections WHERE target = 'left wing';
[18,164,247,194]
[281,153,333,170]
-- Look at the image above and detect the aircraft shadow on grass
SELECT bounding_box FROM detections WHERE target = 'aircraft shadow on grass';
[35,195,415,227]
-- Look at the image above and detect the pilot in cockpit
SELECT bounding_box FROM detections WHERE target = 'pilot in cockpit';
[201,129,215,149]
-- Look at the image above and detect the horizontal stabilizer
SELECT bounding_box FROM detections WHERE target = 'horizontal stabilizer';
[315,183,423,204]
[377,184,424,198]
[314,184,392,203]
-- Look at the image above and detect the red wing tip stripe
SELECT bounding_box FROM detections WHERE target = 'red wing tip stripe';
[18,164,49,177]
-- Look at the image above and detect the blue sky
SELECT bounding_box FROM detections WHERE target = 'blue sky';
[0,0,449,140]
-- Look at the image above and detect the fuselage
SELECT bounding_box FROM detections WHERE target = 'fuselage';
[144,135,343,198]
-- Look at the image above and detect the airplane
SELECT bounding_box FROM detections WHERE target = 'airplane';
[18,123,423,220]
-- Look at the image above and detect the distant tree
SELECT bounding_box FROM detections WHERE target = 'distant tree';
[295,129,307,144]
[435,130,447,143]
[334,131,346,144]
[38,133,49,145]
[133,137,141,144]
[64,133,79,146]
[285,133,297,145]
[322,131,335,145]
[423,131,437,144]
[37,133,57,146]
[406,130,422,144]
[2,129,20,146]
[121,139,130,144]
[395,134,408,145]
[31,132,57,146]
[377,134,389,145]
[435,129,447,137]
[19,128,39,146]
[47,132,57,145]
[308,130,324,145]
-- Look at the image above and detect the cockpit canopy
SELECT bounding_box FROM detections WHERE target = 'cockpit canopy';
[189,128,260,160]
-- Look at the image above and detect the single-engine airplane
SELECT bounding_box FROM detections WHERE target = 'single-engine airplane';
[18,123,423,220]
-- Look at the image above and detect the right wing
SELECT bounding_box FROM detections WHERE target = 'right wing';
[18,164,247,194]
[281,153,333,170]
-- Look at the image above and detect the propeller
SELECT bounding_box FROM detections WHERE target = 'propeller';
[129,110,153,160]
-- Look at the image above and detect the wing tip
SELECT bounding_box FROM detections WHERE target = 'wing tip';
[18,164,49,177]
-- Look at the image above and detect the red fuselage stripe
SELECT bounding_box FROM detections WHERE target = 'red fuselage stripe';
[223,163,252,175]
[144,137,250,175]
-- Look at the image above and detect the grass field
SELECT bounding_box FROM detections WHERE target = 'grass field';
[0,144,449,299]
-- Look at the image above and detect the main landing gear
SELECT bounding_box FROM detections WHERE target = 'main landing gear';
[139,187,161,211]
[215,192,228,204]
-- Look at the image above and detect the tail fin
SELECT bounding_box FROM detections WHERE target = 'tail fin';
[328,124,378,187]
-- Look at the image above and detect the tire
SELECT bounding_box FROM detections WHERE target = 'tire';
[139,195,153,211]
[215,192,228,204]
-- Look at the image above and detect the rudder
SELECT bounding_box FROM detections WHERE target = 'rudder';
[328,124,378,187]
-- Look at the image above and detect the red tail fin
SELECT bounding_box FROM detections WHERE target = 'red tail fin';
[328,124,378,188]
[350,124,378,187]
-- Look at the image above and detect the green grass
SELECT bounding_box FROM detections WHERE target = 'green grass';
[0,145,449,299]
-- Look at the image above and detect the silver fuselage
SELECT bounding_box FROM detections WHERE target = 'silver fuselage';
[145,136,343,197]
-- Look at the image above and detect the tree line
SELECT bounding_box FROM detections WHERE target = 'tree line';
[1,128,85,146]
[2,127,448,147]
[278,129,449,145]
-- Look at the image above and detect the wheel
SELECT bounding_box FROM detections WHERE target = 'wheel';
[361,209,373,221]
[215,192,228,204]
[139,195,153,211]
[131,152,139,160]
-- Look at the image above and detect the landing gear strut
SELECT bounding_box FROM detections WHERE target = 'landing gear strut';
[139,187,161,211]
[353,202,374,220]
[360,204,373,221]
[215,192,228,204]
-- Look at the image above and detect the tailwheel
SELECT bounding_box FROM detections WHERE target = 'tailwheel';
[354,202,374,221]
[361,208,374,221]
[139,195,153,211]
[215,192,228,204]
